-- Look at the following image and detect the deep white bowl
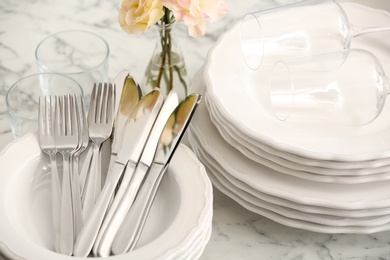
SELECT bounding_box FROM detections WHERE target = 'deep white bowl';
[0,133,212,259]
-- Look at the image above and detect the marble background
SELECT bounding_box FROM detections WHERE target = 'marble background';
[1,0,390,259]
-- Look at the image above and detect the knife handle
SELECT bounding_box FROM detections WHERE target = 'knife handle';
[111,163,166,254]
[92,162,136,256]
[73,162,125,257]
[95,163,150,257]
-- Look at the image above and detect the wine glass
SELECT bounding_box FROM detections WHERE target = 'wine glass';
[268,49,389,126]
[240,0,390,70]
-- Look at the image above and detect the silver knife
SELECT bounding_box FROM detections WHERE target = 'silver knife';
[111,93,202,254]
[94,91,179,257]
[73,89,163,257]
[79,74,140,194]
[109,74,142,172]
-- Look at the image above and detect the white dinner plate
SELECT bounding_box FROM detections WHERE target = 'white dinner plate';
[188,96,390,210]
[205,2,390,162]
[190,132,390,229]
[203,155,390,234]
[192,65,390,182]
[0,133,212,260]
[188,125,390,218]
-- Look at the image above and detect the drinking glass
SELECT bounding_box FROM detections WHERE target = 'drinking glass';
[6,73,83,138]
[240,0,390,70]
[268,49,389,126]
[35,30,109,103]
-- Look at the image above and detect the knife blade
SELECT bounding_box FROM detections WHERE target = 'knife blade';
[109,74,142,172]
[73,89,163,257]
[94,91,180,257]
[111,93,202,254]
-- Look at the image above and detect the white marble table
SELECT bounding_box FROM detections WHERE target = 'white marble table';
[1,0,390,259]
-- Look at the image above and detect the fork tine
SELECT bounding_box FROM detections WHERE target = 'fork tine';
[65,95,75,136]
[70,95,78,138]
[38,96,45,136]
[88,83,98,124]
[80,96,88,135]
[101,83,108,124]
[41,96,51,137]
[107,83,115,126]
[62,96,67,135]
[97,82,104,124]
[55,96,61,138]
[64,95,70,136]
[48,96,55,136]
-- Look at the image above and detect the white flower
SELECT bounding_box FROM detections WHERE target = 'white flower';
[161,0,228,37]
[119,0,165,34]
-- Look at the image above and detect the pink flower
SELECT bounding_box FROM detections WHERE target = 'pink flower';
[161,0,228,37]
[119,0,165,34]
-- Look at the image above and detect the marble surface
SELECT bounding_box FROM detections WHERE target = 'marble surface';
[1,0,390,259]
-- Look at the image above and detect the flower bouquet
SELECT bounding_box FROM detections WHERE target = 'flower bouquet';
[118,0,228,100]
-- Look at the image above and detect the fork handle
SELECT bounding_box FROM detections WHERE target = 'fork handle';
[49,153,61,253]
[59,155,74,255]
[79,145,94,194]
[82,145,101,221]
[72,155,84,238]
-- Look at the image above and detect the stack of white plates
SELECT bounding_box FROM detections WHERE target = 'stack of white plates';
[0,133,212,259]
[188,2,390,233]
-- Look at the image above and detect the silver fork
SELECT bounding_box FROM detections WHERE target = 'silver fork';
[82,83,115,221]
[38,95,61,253]
[71,95,88,238]
[55,95,80,255]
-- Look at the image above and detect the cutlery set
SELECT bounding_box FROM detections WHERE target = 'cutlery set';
[38,73,202,257]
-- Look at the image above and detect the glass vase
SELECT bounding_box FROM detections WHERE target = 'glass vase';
[142,22,189,101]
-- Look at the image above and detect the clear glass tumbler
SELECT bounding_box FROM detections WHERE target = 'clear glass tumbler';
[35,30,109,103]
[6,73,83,138]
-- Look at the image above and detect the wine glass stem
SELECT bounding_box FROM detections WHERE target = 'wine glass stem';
[353,25,390,37]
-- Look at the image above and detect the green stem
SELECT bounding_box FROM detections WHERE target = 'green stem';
[155,9,174,91]
[156,25,168,88]
[167,30,173,92]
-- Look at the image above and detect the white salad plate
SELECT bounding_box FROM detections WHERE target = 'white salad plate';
[208,90,390,171]
[205,2,390,162]
[206,97,390,183]
[0,133,212,260]
[187,97,390,211]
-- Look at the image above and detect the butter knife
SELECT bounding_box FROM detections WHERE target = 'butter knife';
[111,93,202,254]
[73,89,163,257]
[109,74,142,172]
[94,91,179,257]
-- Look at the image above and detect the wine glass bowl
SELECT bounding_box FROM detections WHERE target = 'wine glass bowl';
[239,0,390,70]
[268,49,389,126]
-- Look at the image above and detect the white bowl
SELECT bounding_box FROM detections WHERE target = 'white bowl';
[0,133,212,259]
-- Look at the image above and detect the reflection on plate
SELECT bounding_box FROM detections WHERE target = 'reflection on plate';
[0,133,212,259]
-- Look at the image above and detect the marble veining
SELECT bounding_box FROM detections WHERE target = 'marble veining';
[1,0,390,259]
